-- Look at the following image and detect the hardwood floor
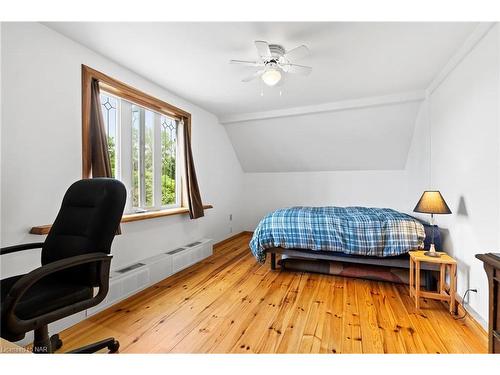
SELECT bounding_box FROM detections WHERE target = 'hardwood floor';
[59,233,487,353]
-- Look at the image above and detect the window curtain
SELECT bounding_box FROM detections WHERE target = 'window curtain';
[89,78,112,178]
[89,78,122,233]
[181,118,204,219]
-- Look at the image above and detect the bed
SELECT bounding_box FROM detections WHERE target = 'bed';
[249,206,440,286]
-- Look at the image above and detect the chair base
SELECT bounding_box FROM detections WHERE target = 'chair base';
[32,325,119,354]
[51,334,63,351]
[67,337,120,354]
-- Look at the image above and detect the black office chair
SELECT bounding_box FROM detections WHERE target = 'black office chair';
[0,178,126,353]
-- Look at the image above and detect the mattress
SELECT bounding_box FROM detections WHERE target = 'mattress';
[249,206,426,263]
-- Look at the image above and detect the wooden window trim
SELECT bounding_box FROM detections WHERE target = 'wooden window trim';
[121,204,213,223]
[29,67,210,236]
[81,64,192,179]
[29,204,213,235]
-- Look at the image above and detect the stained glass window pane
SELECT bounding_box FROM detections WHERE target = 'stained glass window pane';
[160,116,177,206]
[100,93,118,177]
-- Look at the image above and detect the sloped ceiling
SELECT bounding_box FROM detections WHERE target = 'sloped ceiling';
[43,22,478,172]
[225,100,421,172]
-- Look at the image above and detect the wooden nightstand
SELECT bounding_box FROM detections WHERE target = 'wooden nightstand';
[409,250,457,313]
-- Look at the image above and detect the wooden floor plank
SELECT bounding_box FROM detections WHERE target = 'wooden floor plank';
[385,282,430,353]
[299,276,331,353]
[275,273,321,353]
[228,271,296,353]
[357,280,384,353]
[206,270,285,353]
[369,282,412,353]
[58,233,487,354]
[253,274,304,353]
[319,276,344,353]
[170,263,279,353]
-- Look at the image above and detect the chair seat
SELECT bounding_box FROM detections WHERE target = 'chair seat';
[1,274,93,327]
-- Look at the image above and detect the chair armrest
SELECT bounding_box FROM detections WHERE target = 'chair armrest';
[6,252,111,304]
[3,252,112,334]
[0,242,45,255]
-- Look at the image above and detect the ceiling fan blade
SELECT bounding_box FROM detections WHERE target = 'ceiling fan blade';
[241,69,265,82]
[283,64,312,75]
[255,40,272,59]
[230,59,262,67]
[284,45,310,61]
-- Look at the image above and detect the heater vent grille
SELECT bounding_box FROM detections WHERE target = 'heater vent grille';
[116,263,145,274]
[167,247,186,255]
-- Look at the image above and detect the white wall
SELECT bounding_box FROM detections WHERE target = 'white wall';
[241,170,408,230]
[406,100,431,206]
[406,24,499,324]
[0,22,244,278]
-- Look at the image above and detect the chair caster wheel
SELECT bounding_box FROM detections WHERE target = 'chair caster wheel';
[50,334,63,351]
[108,340,120,353]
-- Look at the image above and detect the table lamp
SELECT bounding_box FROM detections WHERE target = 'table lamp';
[413,190,451,257]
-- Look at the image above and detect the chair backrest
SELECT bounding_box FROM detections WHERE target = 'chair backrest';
[42,179,126,284]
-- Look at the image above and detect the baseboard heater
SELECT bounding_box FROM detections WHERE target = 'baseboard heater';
[89,237,213,315]
[15,238,214,346]
[116,262,145,274]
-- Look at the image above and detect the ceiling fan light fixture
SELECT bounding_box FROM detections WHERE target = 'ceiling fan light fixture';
[261,69,282,86]
[231,41,311,88]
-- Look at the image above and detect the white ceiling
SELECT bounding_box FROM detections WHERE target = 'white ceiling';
[225,101,421,172]
[45,22,477,117]
[43,22,479,172]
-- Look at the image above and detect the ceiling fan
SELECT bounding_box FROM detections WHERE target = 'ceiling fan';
[230,41,312,87]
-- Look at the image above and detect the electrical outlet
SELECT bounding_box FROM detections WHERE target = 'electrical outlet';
[229,226,233,234]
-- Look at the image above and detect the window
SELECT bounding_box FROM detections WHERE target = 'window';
[82,65,209,221]
[100,91,181,213]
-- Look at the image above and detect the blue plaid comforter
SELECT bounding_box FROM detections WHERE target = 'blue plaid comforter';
[249,207,425,263]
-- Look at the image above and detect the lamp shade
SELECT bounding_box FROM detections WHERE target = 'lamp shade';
[413,191,452,214]
[261,69,282,86]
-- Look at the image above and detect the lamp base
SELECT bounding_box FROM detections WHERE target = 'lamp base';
[424,251,442,258]
[424,243,441,257]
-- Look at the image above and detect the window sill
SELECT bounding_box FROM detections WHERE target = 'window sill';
[29,204,213,235]
[121,204,213,223]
